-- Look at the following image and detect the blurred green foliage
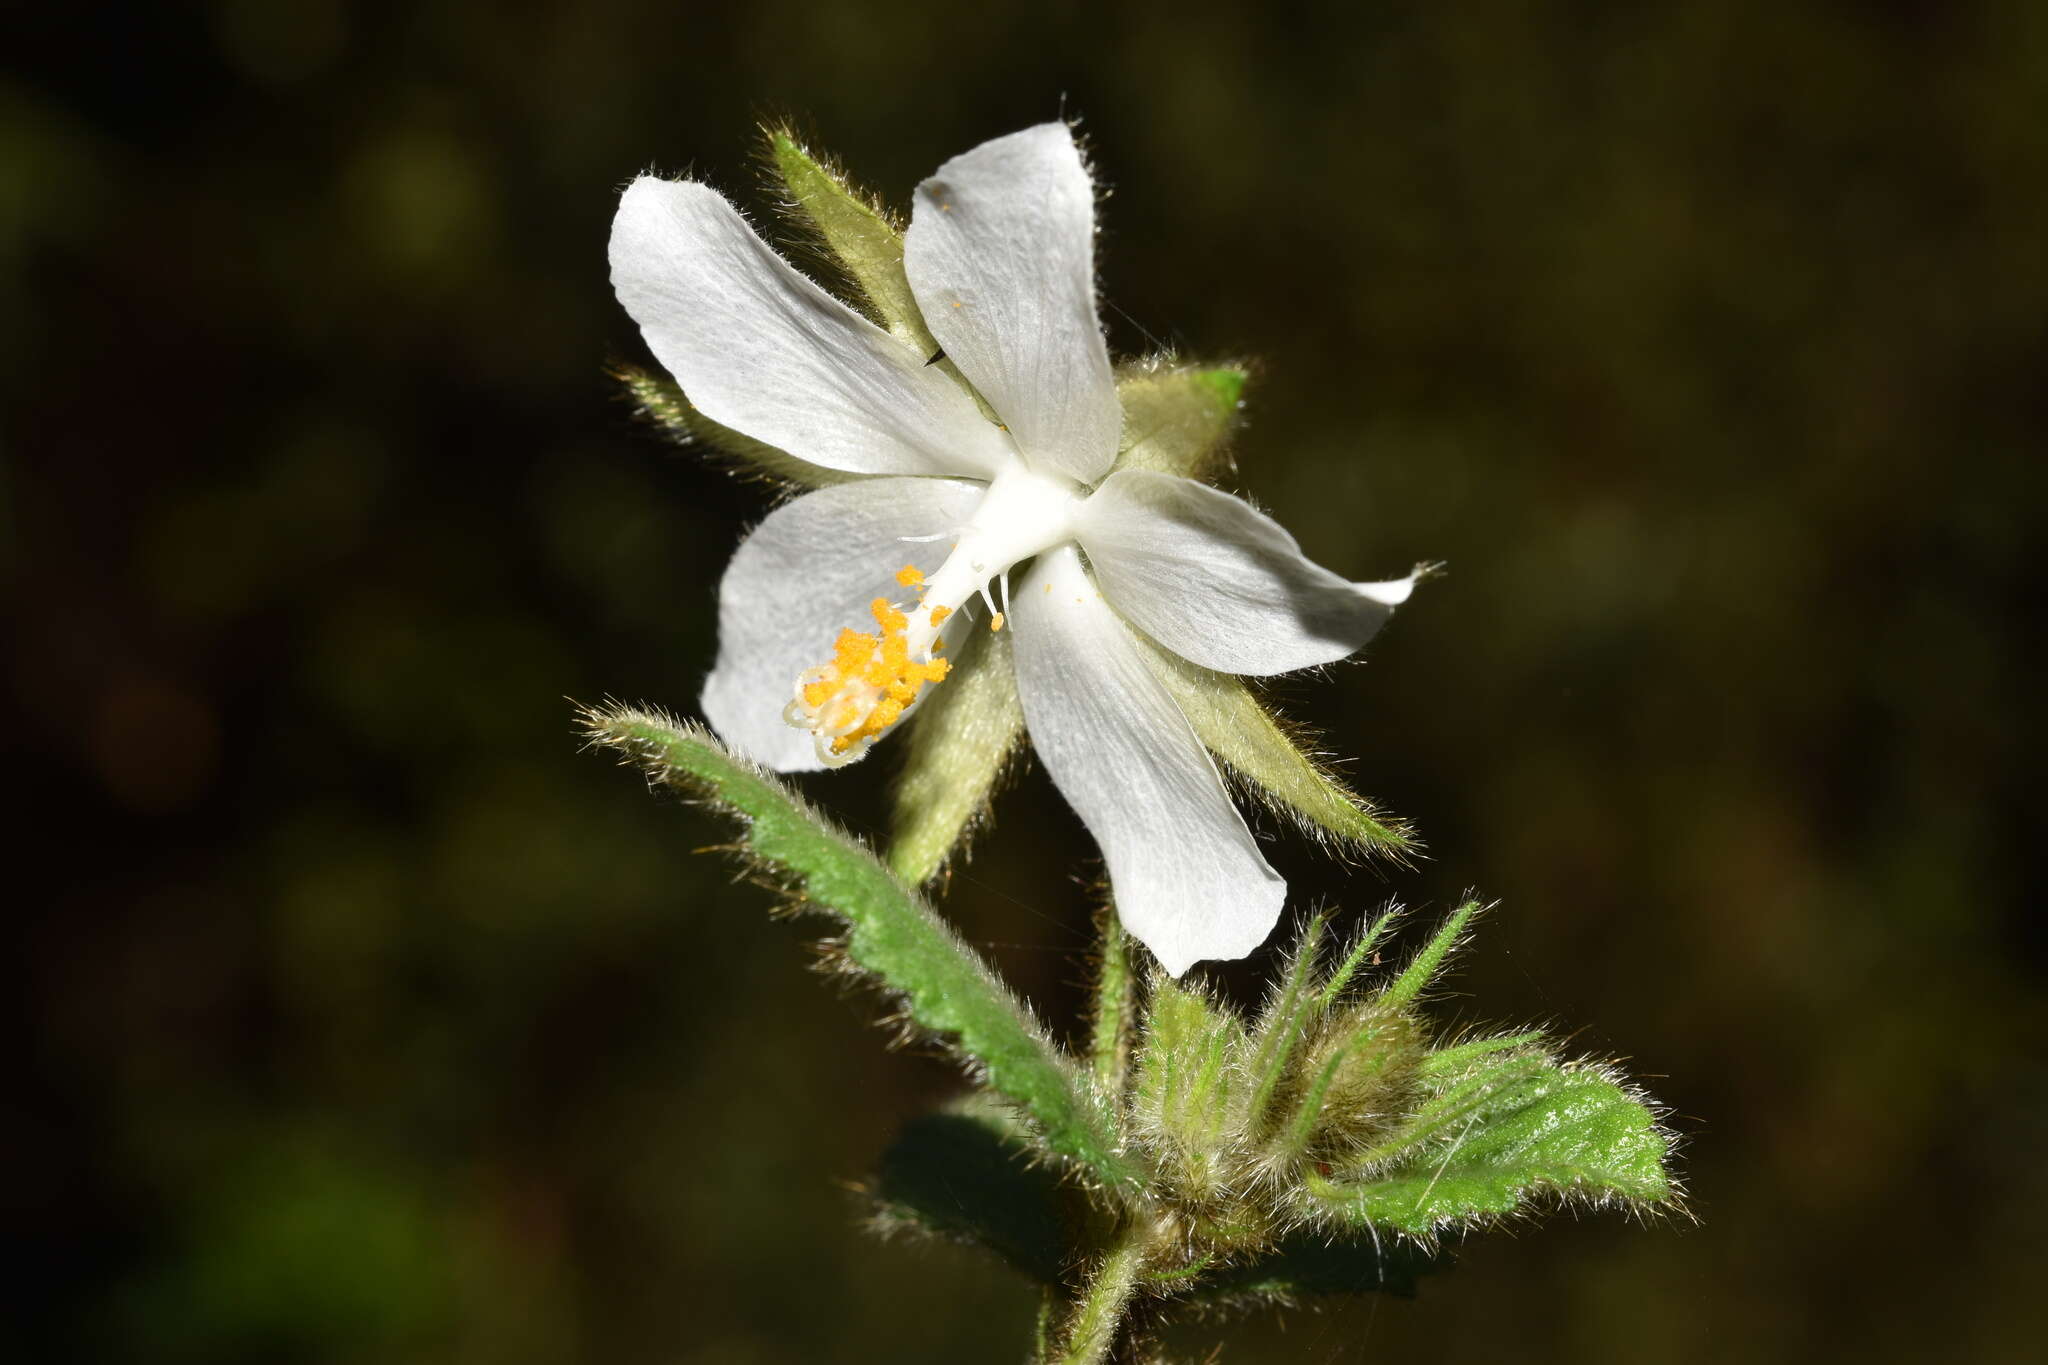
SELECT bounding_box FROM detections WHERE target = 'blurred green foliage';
[7,1,2042,1362]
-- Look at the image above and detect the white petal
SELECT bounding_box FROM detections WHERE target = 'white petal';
[611,176,1011,479]
[702,477,987,770]
[1077,470,1414,676]
[905,125,1121,485]
[1010,545,1285,975]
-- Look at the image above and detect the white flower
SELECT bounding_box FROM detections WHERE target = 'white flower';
[609,124,1417,976]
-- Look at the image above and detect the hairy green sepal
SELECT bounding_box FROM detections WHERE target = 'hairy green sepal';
[765,127,937,353]
[615,363,852,488]
[887,626,1026,884]
[1139,638,1414,860]
[1112,359,1247,482]
[582,704,1138,1190]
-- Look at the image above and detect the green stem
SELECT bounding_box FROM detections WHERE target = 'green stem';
[1087,907,1135,1104]
[1054,1228,1149,1365]
[1034,1288,1059,1361]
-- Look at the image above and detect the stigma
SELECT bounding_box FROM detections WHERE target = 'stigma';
[783,456,1085,766]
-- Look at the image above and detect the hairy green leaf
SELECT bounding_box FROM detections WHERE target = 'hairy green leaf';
[870,1100,1086,1285]
[615,362,850,489]
[1112,360,1248,481]
[887,625,1027,885]
[1138,637,1414,860]
[764,127,937,353]
[582,704,1139,1190]
[1304,1050,1673,1239]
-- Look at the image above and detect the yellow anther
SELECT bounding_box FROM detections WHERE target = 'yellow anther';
[790,589,954,763]
[895,564,925,588]
[834,628,877,669]
[989,612,1006,632]
[870,598,907,633]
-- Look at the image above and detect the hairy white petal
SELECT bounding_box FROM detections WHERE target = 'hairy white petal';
[905,125,1121,485]
[611,177,1010,478]
[1010,545,1285,975]
[702,477,986,770]
[1077,469,1413,675]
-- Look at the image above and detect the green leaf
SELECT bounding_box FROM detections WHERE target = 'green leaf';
[886,625,1027,885]
[765,126,937,352]
[870,1099,1087,1285]
[615,362,851,489]
[1137,636,1415,860]
[582,704,1141,1191]
[1112,359,1248,481]
[1303,1050,1674,1239]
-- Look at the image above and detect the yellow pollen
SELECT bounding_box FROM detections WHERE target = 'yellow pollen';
[989,612,1006,632]
[870,597,907,634]
[834,628,877,670]
[929,604,952,626]
[895,564,925,588]
[791,593,956,763]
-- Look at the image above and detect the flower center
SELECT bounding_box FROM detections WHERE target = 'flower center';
[783,458,1085,767]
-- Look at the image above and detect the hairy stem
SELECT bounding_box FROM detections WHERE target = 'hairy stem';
[1088,907,1136,1106]
[1052,1228,1149,1365]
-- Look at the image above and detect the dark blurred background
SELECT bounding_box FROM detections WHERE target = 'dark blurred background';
[8,1,2043,1360]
